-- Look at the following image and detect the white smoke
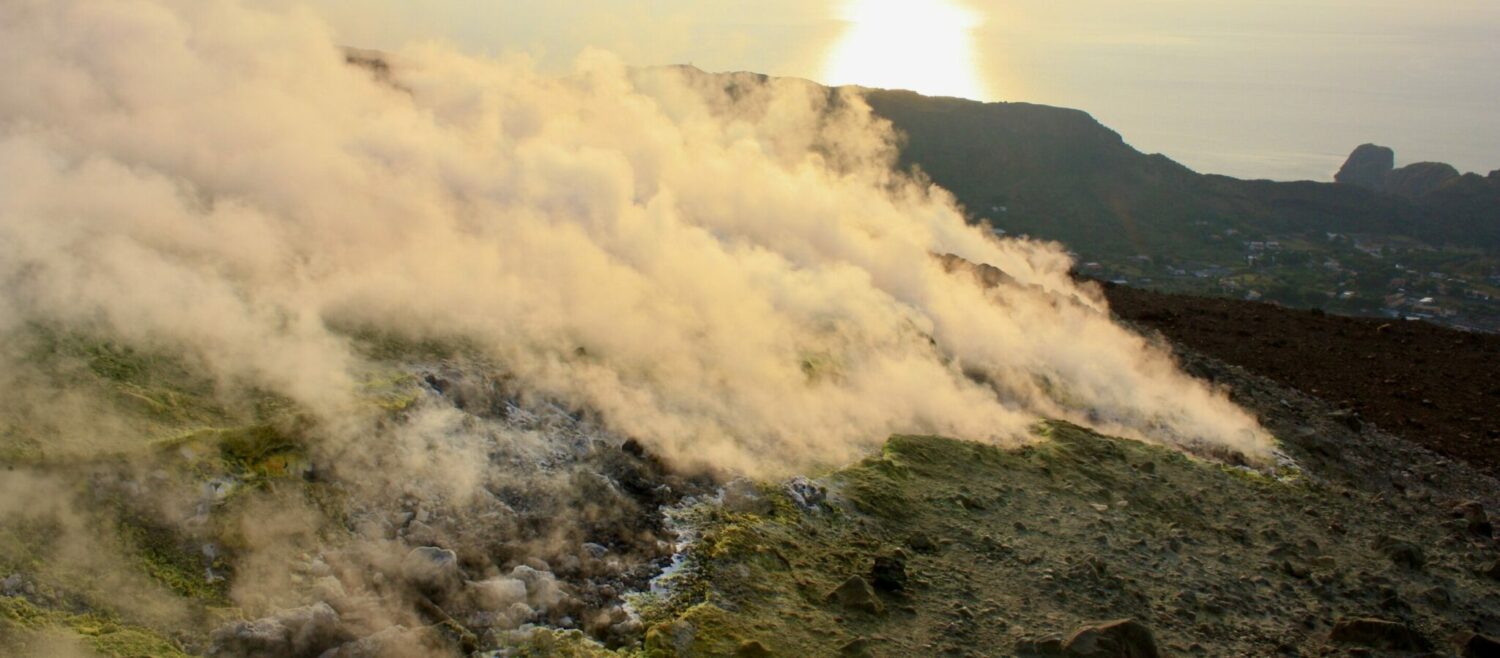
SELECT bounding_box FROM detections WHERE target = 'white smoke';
[0,0,1272,480]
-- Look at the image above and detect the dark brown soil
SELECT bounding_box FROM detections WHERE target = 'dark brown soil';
[1100,282,1500,477]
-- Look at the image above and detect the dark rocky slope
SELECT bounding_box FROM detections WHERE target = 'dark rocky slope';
[631,358,1500,657]
[1101,281,1500,478]
[6,305,1500,658]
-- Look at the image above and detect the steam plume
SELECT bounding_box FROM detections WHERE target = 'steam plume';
[0,0,1271,474]
[0,1,1289,654]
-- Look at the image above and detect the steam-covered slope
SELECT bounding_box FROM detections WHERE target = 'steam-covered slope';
[634,356,1500,658]
[6,329,1500,658]
[0,2,1275,653]
[0,329,712,656]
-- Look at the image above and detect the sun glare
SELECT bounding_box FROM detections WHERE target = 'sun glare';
[823,0,989,100]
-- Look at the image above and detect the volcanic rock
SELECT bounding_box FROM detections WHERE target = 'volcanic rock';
[1061,619,1161,658]
[721,479,771,515]
[1328,617,1430,651]
[735,639,774,657]
[469,577,528,611]
[209,602,348,657]
[906,531,938,554]
[320,626,429,658]
[1452,501,1494,537]
[826,575,884,615]
[839,637,877,658]
[1330,145,1463,197]
[508,565,562,609]
[1,573,26,596]
[1461,632,1500,658]
[1016,635,1066,656]
[1418,585,1453,608]
[402,546,461,593]
[1482,559,1500,581]
[783,476,827,510]
[1373,537,1425,569]
[1335,144,1395,190]
[1385,161,1461,197]
[870,550,909,593]
[1328,409,1362,433]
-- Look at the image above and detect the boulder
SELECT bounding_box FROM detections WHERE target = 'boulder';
[906,531,939,554]
[1061,619,1161,658]
[1016,635,1065,656]
[209,602,348,658]
[870,551,909,593]
[1482,559,1500,581]
[1451,501,1494,537]
[1328,409,1362,433]
[721,479,771,515]
[1328,617,1430,651]
[839,638,877,658]
[508,565,563,609]
[1418,585,1452,608]
[469,577,528,610]
[825,576,884,615]
[1461,633,1500,658]
[783,477,827,510]
[319,626,431,658]
[402,546,460,593]
[735,640,774,657]
[1,573,26,596]
[1373,537,1425,569]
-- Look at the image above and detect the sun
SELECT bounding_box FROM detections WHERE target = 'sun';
[823,0,990,100]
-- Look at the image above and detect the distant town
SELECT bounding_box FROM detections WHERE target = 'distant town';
[1044,225,1500,332]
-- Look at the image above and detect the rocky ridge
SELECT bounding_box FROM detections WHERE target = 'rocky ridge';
[1335,144,1477,199]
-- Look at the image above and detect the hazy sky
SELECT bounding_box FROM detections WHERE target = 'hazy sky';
[304,0,1500,181]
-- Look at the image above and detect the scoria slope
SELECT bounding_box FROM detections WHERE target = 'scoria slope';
[625,358,1500,658]
[4,325,1500,657]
